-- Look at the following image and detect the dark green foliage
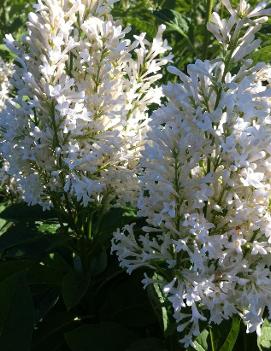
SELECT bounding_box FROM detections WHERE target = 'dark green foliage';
[113,0,217,76]
[0,1,270,350]
[0,272,34,351]
[113,0,271,78]
[0,0,34,59]
[0,202,165,351]
[219,317,241,351]
[65,323,138,351]
[126,338,167,351]
[257,319,271,351]
[190,329,209,351]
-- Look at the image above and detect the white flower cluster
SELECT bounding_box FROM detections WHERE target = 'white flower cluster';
[0,58,12,111]
[0,0,171,209]
[0,58,17,194]
[112,0,271,346]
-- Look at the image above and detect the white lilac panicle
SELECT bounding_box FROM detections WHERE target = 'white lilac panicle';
[0,0,171,209]
[0,58,12,111]
[0,59,17,194]
[207,0,271,62]
[112,0,271,346]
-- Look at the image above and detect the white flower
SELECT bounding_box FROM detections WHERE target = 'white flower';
[222,0,271,18]
[0,0,171,217]
[0,59,17,195]
[240,168,265,188]
[113,0,271,346]
[208,0,271,62]
[0,58,12,111]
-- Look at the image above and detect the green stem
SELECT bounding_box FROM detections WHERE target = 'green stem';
[92,191,111,238]
[173,148,182,233]
[214,29,242,109]
[49,102,82,236]
[189,0,196,52]
[202,0,215,59]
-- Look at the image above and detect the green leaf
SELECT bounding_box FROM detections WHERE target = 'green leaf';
[0,203,56,222]
[98,278,156,328]
[0,224,53,260]
[252,44,271,63]
[258,319,271,351]
[97,207,136,246]
[209,319,232,350]
[32,309,76,351]
[89,246,107,276]
[37,222,59,234]
[0,259,32,282]
[46,252,73,274]
[0,273,34,351]
[65,322,137,351]
[0,223,40,252]
[191,329,209,351]
[27,263,63,286]
[153,281,169,333]
[0,44,10,53]
[33,287,60,323]
[0,223,70,260]
[146,276,171,335]
[62,270,89,310]
[126,338,166,351]
[218,316,241,351]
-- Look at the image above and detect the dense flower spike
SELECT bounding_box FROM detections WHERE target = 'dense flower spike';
[0,0,171,210]
[0,58,12,111]
[112,0,271,346]
[0,58,16,194]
